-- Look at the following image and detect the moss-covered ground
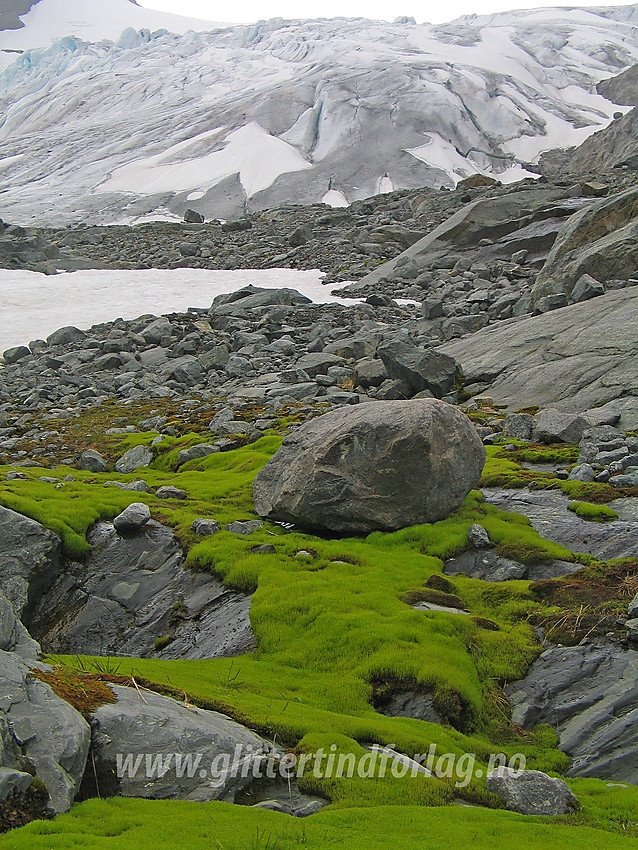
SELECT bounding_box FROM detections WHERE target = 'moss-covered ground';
[1,421,637,845]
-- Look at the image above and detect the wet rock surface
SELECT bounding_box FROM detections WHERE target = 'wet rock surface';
[0,505,61,624]
[483,488,638,560]
[508,641,638,784]
[444,549,580,582]
[30,521,254,660]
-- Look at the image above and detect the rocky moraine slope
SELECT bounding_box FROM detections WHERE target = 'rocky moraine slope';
[1,59,638,850]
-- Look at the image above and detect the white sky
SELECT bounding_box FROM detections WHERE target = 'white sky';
[137,0,629,26]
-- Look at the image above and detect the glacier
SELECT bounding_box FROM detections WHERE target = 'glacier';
[1,3,638,224]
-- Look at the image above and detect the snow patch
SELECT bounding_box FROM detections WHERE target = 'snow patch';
[0,268,356,351]
[321,189,349,207]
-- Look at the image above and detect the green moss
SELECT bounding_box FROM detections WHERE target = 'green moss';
[567,502,618,522]
[482,447,638,503]
[3,795,638,849]
[508,445,580,465]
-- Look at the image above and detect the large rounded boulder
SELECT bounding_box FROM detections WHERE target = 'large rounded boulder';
[253,399,485,534]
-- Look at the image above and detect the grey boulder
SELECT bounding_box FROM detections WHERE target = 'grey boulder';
[115,444,153,473]
[534,409,588,444]
[0,649,90,813]
[78,449,109,473]
[113,503,150,534]
[87,684,276,801]
[378,341,457,398]
[253,399,485,534]
[486,767,578,816]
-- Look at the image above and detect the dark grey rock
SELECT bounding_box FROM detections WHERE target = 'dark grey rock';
[155,485,187,500]
[353,358,387,388]
[422,298,443,319]
[86,684,276,801]
[378,341,457,398]
[192,518,221,536]
[0,505,61,623]
[295,352,345,378]
[508,641,638,783]
[0,767,33,802]
[78,449,108,473]
[46,326,85,346]
[534,409,588,444]
[444,549,580,582]
[486,767,578,816]
[183,209,204,224]
[225,520,264,535]
[2,346,30,364]
[253,400,485,534]
[535,293,568,313]
[140,317,171,345]
[177,443,219,465]
[568,463,595,482]
[467,523,490,548]
[571,273,604,303]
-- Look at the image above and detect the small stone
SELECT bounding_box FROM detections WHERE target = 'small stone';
[192,518,221,536]
[155,485,187,500]
[421,299,443,319]
[568,463,595,482]
[467,523,490,548]
[627,592,638,619]
[225,520,264,535]
[571,274,605,303]
[113,503,151,534]
[177,444,219,466]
